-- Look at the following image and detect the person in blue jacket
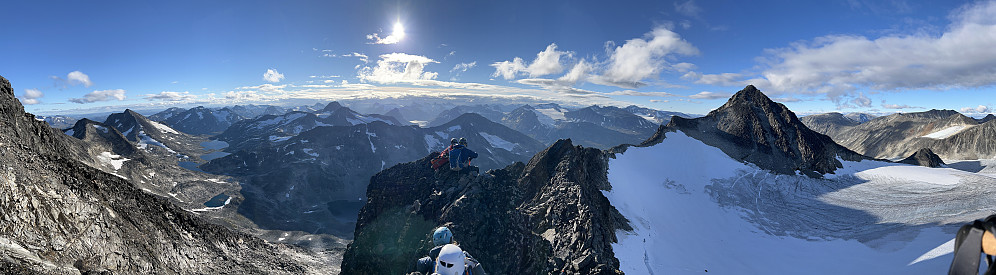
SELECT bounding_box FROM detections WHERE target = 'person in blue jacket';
[448,138,478,174]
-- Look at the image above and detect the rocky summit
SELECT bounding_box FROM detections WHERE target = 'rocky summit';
[341,139,629,274]
[0,75,329,274]
[654,85,868,177]
[900,148,946,168]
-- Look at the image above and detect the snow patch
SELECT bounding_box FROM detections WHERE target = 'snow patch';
[97,152,129,170]
[447,125,462,132]
[921,125,970,139]
[480,132,516,151]
[302,148,319,157]
[149,120,178,134]
[64,129,74,136]
[92,125,108,133]
[269,135,292,142]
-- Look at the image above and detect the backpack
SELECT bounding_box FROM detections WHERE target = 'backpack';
[449,145,465,171]
[431,146,455,170]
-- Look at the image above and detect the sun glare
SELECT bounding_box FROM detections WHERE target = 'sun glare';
[392,21,406,40]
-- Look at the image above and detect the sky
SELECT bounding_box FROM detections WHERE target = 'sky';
[2,0,995,117]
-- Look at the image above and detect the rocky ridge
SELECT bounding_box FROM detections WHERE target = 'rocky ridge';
[0,75,331,273]
[341,139,628,274]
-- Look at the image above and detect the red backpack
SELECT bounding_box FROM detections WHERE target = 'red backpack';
[431,146,454,170]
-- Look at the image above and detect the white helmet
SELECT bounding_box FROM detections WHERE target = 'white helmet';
[434,244,466,275]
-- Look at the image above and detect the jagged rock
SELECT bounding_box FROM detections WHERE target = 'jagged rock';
[341,139,628,274]
[900,148,946,168]
[0,75,326,273]
[650,85,869,177]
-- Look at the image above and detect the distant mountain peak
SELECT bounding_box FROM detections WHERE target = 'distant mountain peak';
[323,101,344,112]
[656,85,868,176]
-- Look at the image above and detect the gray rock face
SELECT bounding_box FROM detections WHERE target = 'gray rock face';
[341,139,628,274]
[651,85,868,176]
[979,114,996,124]
[624,105,696,124]
[806,109,993,159]
[152,106,247,135]
[844,112,877,124]
[0,75,327,273]
[900,148,946,168]
[800,112,859,137]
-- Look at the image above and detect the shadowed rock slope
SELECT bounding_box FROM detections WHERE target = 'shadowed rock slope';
[0,75,326,273]
[648,85,868,177]
[341,139,629,274]
[900,148,946,168]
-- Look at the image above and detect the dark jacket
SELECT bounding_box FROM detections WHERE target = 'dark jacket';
[448,145,478,171]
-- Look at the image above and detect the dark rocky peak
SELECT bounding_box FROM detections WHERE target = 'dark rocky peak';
[900,148,945,168]
[438,112,492,127]
[657,85,868,176]
[845,112,877,123]
[980,114,996,124]
[343,139,627,274]
[322,101,344,112]
[0,76,70,156]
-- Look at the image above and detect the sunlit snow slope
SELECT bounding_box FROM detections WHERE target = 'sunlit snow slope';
[605,130,996,274]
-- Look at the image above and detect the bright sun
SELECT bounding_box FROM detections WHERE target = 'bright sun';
[392,21,406,40]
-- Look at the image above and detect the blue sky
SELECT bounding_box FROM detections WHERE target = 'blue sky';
[3,0,995,116]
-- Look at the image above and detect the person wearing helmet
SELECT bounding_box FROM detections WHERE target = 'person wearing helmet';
[447,137,479,174]
[414,227,486,275]
[432,138,461,170]
[433,244,486,275]
[414,227,454,273]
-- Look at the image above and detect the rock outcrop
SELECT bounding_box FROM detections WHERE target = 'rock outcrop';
[800,112,859,137]
[341,139,628,274]
[651,85,868,177]
[0,75,326,273]
[900,148,946,168]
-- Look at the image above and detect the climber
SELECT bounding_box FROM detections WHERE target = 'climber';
[448,137,479,174]
[433,244,486,275]
[949,214,996,275]
[413,227,487,275]
[432,138,460,170]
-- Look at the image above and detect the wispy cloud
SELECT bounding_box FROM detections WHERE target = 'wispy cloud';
[688,91,731,100]
[50,70,93,88]
[20,88,44,105]
[675,0,702,17]
[145,91,195,101]
[263,69,285,83]
[606,90,679,97]
[69,89,126,103]
[450,61,477,80]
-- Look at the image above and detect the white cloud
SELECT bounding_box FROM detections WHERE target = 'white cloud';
[702,1,996,102]
[851,93,872,107]
[683,72,745,86]
[263,69,285,83]
[20,88,43,105]
[359,53,440,84]
[51,71,93,88]
[883,103,918,109]
[366,21,406,44]
[961,105,991,113]
[238,84,288,92]
[67,71,92,87]
[69,89,126,104]
[593,27,699,88]
[688,91,732,100]
[343,52,369,63]
[675,0,702,17]
[558,59,592,84]
[491,57,528,80]
[451,62,477,73]
[145,91,195,101]
[490,43,570,80]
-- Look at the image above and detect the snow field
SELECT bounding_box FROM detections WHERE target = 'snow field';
[605,130,991,274]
